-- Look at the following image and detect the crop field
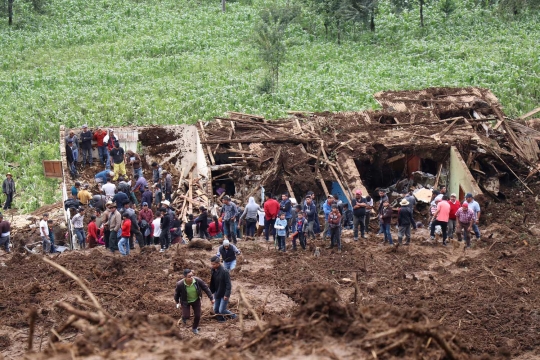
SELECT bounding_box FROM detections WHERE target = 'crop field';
[0,0,539,211]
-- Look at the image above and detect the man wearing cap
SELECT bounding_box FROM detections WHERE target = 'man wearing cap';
[65,130,79,165]
[351,190,367,241]
[102,129,118,170]
[66,140,78,179]
[397,199,416,245]
[71,208,86,249]
[110,142,126,181]
[93,127,108,166]
[138,202,154,246]
[447,193,461,240]
[464,193,481,239]
[220,196,239,244]
[174,269,214,334]
[163,170,173,202]
[209,256,236,323]
[2,173,16,210]
[40,213,51,253]
[107,203,122,252]
[0,213,11,253]
[125,150,143,178]
[141,185,153,207]
[430,195,451,246]
[455,202,475,248]
[216,239,241,271]
[80,125,93,166]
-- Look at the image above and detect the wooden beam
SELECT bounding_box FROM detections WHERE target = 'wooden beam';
[319,178,330,197]
[385,153,405,164]
[518,106,540,120]
[433,163,444,189]
[201,138,309,145]
[228,111,265,120]
[198,121,215,165]
[438,117,462,138]
[285,180,296,201]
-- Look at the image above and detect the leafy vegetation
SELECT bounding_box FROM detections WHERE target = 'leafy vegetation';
[0,0,539,212]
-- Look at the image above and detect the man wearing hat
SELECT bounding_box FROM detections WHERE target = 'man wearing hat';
[80,125,93,166]
[174,269,214,334]
[464,193,481,240]
[2,173,16,210]
[397,198,416,245]
[351,189,367,241]
[0,213,11,253]
[209,256,236,323]
[93,126,108,166]
[103,129,118,170]
[216,239,241,270]
[71,208,86,249]
[447,193,461,240]
[455,202,475,247]
[163,170,173,202]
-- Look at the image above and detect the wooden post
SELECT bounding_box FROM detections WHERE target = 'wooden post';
[285,180,296,201]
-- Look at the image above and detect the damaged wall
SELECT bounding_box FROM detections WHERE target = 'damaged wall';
[449,146,482,200]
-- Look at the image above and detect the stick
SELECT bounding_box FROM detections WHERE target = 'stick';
[238,287,264,332]
[27,308,37,351]
[41,257,102,311]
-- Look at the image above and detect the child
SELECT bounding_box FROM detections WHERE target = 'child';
[274,212,288,252]
[87,215,99,248]
[184,214,194,241]
[47,219,56,253]
[291,211,307,250]
[327,204,342,253]
[118,213,131,256]
[342,204,353,230]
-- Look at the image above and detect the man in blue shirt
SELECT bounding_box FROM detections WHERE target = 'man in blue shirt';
[95,170,114,186]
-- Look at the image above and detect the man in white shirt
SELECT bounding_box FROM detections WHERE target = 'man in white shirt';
[71,208,86,249]
[152,211,162,246]
[40,213,51,253]
[101,178,116,201]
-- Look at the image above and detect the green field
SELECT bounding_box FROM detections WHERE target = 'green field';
[0,0,539,212]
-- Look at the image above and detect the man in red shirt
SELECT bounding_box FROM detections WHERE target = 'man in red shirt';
[87,215,99,248]
[118,213,132,256]
[447,193,461,240]
[93,127,108,166]
[430,196,451,246]
[263,192,280,242]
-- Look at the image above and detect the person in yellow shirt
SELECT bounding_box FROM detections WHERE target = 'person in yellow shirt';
[77,184,93,205]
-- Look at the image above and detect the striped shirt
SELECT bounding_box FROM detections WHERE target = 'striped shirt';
[455,208,475,224]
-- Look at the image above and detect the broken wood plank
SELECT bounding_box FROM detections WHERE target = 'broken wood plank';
[385,153,406,164]
[306,153,338,168]
[201,138,309,145]
[438,117,462,138]
[212,170,235,180]
[285,180,296,202]
[198,121,215,165]
[518,106,540,120]
[228,111,265,120]
[319,178,330,198]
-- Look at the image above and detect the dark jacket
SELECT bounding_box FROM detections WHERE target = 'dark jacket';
[174,277,213,306]
[66,145,75,163]
[184,221,194,239]
[398,206,416,228]
[195,211,208,230]
[381,206,393,225]
[210,265,232,298]
[279,199,292,218]
[2,178,15,194]
[161,214,171,231]
[351,197,366,217]
[80,130,93,149]
[303,202,317,222]
[142,190,153,205]
[112,192,129,208]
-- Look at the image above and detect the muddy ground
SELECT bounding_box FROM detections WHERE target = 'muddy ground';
[0,184,539,359]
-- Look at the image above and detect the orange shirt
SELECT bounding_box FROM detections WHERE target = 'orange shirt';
[436,201,451,222]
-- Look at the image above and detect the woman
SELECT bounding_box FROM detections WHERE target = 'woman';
[239,197,262,239]
[208,215,223,239]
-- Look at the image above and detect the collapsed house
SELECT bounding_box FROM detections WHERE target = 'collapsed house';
[56,87,540,248]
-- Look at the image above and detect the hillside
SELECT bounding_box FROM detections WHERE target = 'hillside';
[0,0,539,211]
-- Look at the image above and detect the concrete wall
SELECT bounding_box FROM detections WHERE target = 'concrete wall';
[449,146,482,199]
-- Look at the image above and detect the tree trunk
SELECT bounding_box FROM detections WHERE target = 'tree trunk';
[8,0,13,25]
[420,0,424,27]
[337,19,341,45]
[221,0,225,12]
[324,23,328,38]
[370,12,375,32]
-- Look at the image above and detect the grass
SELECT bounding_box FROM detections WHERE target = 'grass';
[0,0,539,212]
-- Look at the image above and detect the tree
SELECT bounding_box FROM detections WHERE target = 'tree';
[340,0,378,32]
[440,0,456,17]
[303,0,342,38]
[8,0,13,25]
[253,4,300,93]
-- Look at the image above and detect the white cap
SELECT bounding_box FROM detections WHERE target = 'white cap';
[161,200,170,206]
[223,240,230,246]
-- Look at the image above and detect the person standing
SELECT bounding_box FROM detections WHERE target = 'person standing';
[65,130,79,165]
[110,142,126,181]
[112,190,129,211]
[124,202,142,249]
[455,202,476,248]
[77,184,92,206]
[108,204,121,252]
[221,196,239,244]
[195,206,210,239]
[152,210,162,246]
[118,213,132,256]
[151,162,163,186]
[103,129,118,170]
[209,256,236,323]
[2,173,16,210]
[404,188,417,210]
[184,214,194,241]
[322,196,333,241]
[291,211,307,250]
[47,219,57,253]
[430,196,451,246]
[131,175,147,201]
[364,196,373,233]
[351,190,367,241]
[279,193,292,236]
[447,193,461,240]
[163,170,173,202]
[0,213,11,253]
[263,193,280,243]
[40,213,51,253]
[101,202,112,249]
[397,199,416,245]
[216,239,241,270]
[80,125,93,166]
[65,140,78,179]
[274,212,288,252]
[138,202,154,246]
[175,269,214,334]
[239,197,261,239]
[303,196,317,241]
[379,200,394,245]
[71,208,86,249]
[93,127,108,166]
[159,207,171,252]
[377,190,389,235]
[87,215,99,248]
[327,205,342,253]
[464,193,481,240]
[141,185,153,206]
[125,150,142,178]
[153,184,163,207]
